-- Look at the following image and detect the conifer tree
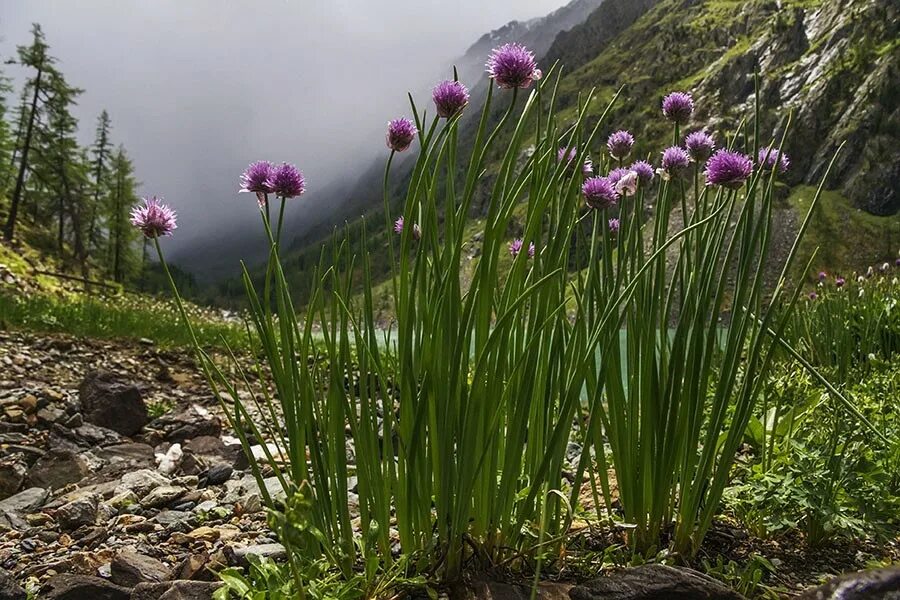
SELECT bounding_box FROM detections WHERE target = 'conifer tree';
[107,145,140,282]
[3,24,55,241]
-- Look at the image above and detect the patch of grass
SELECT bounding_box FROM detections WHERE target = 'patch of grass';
[0,291,249,351]
[787,185,900,280]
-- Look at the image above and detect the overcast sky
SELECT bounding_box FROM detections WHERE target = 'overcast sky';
[1,0,566,270]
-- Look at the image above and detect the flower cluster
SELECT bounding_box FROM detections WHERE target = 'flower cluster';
[705,149,753,188]
[662,92,694,124]
[607,130,634,160]
[508,238,536,258]
[240,161,305,201]
[557,146,593,176]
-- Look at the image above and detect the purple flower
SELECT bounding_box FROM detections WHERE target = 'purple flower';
[386,118,417,152]
[835,276,845,288]
[630,160,655,185]
[607,130,634,160]
[895,258,900,267]
[808,291,818,301]
[240,161,276,196]
[705,149,753,188]
[608,168,630,186]
[395,215,421,240]
[662,92,694,124]
[130,196,177,239]
[509,238,535,258]
[432,80,470,119]
[486,43,540,89]
[557,146,593,176]
[270,162,305,198]
[758,146,791,173]
[608,218,620,233]
[818,271,827,281]
[582,176,618,210]
[660,146,691,179]
[684,131,715,162]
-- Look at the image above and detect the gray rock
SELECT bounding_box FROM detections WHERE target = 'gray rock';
[232,543,286,567]
[0,567,26,600]
[55,494,99,530]
[0,461,26,500]
[141,485,185,509]
[95,443,156,468]
[39,574,130,600]
[570,564,746,600]
[0,487,48,514]
[153,510,194,530]
[797,566,900,599]
[79,371,148,436]
[110,550,171,587]
[27,449,90,490]
[143,408,221,445]
[118,469,171,499]
[130,580,223,600]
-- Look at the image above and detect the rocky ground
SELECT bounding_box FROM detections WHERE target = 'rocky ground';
[1,330,898,600]
[0,330,286,599]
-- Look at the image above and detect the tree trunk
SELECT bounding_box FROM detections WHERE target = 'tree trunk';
[3,65,43,241]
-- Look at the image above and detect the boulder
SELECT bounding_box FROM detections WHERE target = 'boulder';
[797,566,900,599]
[27,449,90,490]
[79,371,148,436]
[39,574,130,600]
[569,564,746,600]
[111,550,171,587]
[0,487,48,515]
[0,461,26,500]
[0,567,26,600]
[142,407,221,445]
[130,580,223,600]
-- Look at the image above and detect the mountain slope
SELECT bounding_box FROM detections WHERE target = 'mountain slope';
[206,0,899,308]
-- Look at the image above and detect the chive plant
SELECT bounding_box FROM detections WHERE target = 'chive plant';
[137,45,848,584]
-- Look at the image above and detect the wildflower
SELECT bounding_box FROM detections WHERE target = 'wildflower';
[608,168,629,186]
[881,262,890,272]
[662,92,694,124]
[509,239,535,258]
[270,163,305,198]
[818,271,827,281]
[386,118,417,152]
[486,43,540,89]
[608,218,620,233]
[607,130,634,160]
[835,277,845,288]
[757,146,791,173]
[240,161,276,196]
[659,146,691,180]
[614,170,639,197]
[432,80,470,119]
[705,149,753,188]
[866,266,874,277]
[412,223,422,241]
[394,216,404,234]
[684,131,715,162]
[130,196,177,238]
[896,258,900,267]
[857,275,866,283]
[582,177,618,210]
[630,160,655,185]
[557,146,593,176]
[808,291,818,301]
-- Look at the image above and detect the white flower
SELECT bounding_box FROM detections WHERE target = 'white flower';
[615,170,639,197]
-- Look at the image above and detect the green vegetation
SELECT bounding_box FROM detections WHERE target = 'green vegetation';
[0,291,248,350]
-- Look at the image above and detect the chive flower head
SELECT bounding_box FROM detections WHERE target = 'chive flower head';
[130,196,177,239]
[386,118,417,152]
[432,80,470,119]
[486,43,540,89]
[705,149,753,188]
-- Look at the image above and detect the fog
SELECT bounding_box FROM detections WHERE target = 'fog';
[1,0,566,274]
